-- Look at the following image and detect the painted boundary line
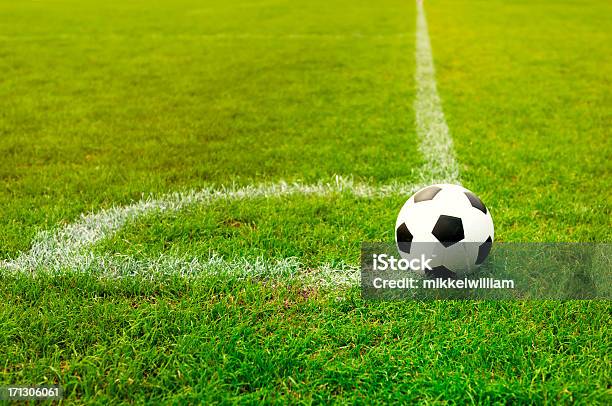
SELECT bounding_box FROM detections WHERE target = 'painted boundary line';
[1,178,426,286]
[1,1,459,285]
[415,0,459,184]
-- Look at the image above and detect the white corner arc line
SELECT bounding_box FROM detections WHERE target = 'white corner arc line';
[1,177,425,280]
[1,1,459,284]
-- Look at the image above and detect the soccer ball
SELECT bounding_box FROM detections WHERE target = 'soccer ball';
[395,184,494,278]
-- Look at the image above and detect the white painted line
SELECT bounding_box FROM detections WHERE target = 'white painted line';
[1,177,424,279]
[414,0,460,184]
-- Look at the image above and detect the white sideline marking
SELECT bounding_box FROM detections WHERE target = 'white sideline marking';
[1,1,459,284]
[414,0,459,184]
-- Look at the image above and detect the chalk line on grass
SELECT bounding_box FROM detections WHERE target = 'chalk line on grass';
[1,177,421,285]
[1,1,459,284]
[414,0,459,184]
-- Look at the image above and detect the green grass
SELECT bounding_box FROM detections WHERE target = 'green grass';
[1,273,610,403]
[93,193,405,268]
[0,0,418,258]
[1,0,611,403]
[427,0,612,242]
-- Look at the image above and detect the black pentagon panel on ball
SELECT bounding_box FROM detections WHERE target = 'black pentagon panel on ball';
[464,191,487,214]
[426,265,457,279]
[396,223,413,253]
[476,236,493,265]
[432,215,464,247]
[414,186,442,203]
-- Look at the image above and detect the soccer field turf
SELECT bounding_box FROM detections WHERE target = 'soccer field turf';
[1,0,610,403]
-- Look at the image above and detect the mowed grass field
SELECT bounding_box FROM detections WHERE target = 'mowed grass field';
[1,0,611,403]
